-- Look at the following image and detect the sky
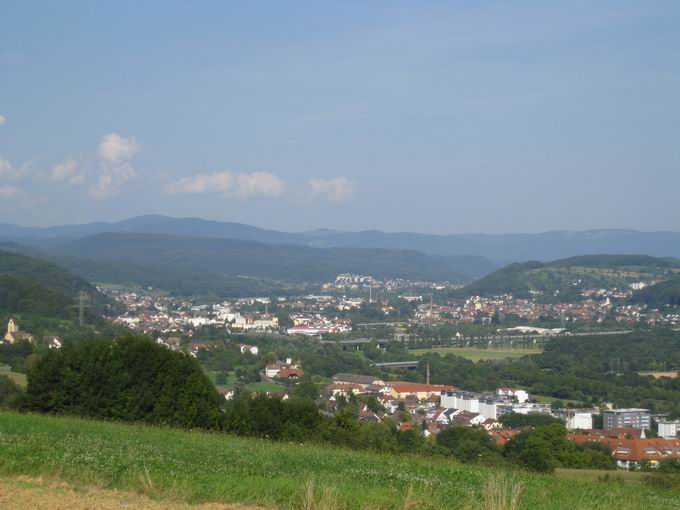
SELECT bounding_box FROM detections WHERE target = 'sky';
[1,1,679,234]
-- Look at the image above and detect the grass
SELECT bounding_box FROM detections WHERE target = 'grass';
[1,412,679,509]
[555,469,647,486]
[0,364,27,388]
[207,370,286,394]
[409,347,542,362]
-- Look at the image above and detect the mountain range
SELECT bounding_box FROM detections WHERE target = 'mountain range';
[2,215,680,298]
[3,215,680,262]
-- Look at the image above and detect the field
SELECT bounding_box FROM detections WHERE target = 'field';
[1,412,679,509]
[0,364,26,388]
[409,347,542,361]
[206,370,285,394]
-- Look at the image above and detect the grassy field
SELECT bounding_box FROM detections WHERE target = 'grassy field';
[1,412,679,509]
[409,347,542,361]
[555,468,648,486]
[0,364,26,388]
[206,370,285,394]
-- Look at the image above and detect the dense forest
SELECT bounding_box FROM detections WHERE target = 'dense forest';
[454,254,680,300]
[48,232,468,283]
[0,250,117,317]
[631,277,680,307]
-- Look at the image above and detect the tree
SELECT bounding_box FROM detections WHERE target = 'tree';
[25,335,223,429]
[436,427,499,463]
[0,375,23,409]
[293,376,319,401]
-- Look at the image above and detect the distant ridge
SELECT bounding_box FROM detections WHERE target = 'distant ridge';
[3,215,680,262]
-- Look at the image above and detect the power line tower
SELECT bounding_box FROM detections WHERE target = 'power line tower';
[78,291,89,326]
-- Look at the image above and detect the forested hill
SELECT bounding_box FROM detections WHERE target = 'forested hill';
[454,254,680,299]
[48,232,469,283]
[5,215,680,261]
[631,277,680,307]
[0,250,114,318]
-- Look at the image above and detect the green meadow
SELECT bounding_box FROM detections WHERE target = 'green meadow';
[0,412,678,509]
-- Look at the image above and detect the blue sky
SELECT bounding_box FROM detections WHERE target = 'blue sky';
[1,1,679,233]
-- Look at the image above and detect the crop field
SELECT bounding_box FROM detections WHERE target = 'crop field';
[1,412,679,509]
[409,347,542,361]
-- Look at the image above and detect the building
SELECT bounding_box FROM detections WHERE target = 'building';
[239,344,259,355]
[265,358,302,379]
[658,420,680,439]
[43,335,62,349]
[4,318,33,344]
[603,409,651,432]
[496,387,529,403]
[331,373,385,389]
[568,433,680,469]
[553,409,593,431]
[387,383,454,400]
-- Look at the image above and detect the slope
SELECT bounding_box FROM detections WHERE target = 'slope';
[456,254,680,299]
[49,232,467,283]
[0,250,115,317]
[0,412,677,510]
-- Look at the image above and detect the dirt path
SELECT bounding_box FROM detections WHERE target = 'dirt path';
[0,476,268,510]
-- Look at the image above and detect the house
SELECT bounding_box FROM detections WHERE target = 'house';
[239,344,259,355]
[277,367,305,380]
[265,358,302,379]
[490,429,520,446]
[43,335,62,349]
[387,383,454,400]
[4,318,33,344]
[331,373,385,389]
[325,383,365,397]
[568,433,680,469]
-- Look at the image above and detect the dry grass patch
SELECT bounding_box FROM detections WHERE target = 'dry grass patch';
[0,475,268,510]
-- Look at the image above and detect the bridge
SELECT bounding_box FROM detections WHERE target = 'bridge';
[319,338,390,351]
[371,360,420,369]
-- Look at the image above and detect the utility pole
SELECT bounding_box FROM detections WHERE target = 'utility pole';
[426,362,430,385]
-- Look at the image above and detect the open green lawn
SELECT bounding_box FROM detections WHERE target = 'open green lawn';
[0,365,27,388]
[409,347,542,361]
[0,412,678,509]
[207,370,285,394]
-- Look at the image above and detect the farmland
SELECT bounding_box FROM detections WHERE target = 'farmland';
[1,412,679,509]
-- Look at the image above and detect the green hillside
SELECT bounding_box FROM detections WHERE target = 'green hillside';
[457,255,680,300]
[0,412,678,510]
[0,250,116,316]
[50,232,468,284]
[0,274,74,318]
[631,277,680,307]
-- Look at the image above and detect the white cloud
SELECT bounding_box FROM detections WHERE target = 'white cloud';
[0,186,21,198]
[49,158,83,185]
[0,158,29,181]
[97,133,141,163]
[0,115,5,127]
[308,176,355,204]
[91,133,141,199]
[164,170,285,198]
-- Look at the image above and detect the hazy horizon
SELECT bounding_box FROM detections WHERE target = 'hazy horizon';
[2,1,679,234]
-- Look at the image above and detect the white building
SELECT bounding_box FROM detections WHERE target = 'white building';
[553,410,593,431]
[496,388,529,403]
[658,420,680,439]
